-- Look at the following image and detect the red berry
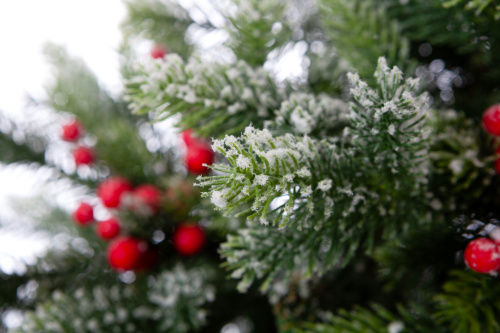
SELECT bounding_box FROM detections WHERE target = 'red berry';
[173,223,205,256]
[151,44,168,59]
[132,184,162,214]
[185,145,214,175]
[482,104,500,136]
[73,146,95,166]
[464,237,500,273]
[96,217,122,240]
[72,202,94,226]
[61,119,84,142]
[97,177,133,208]
[106,236,148,271]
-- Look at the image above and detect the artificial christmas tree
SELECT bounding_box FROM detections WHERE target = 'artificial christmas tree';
[2,0,500,332]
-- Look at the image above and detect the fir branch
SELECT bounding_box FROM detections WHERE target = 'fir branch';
[386,0,500,58]
[318,0,411,79]
[219,222,353,294]
[13,264,215,333]
[206,58,432,293]
[200,126,344,229]
[298,304,403,333]
[222,0,293,66]
[346,57,430,191]
[296,303,448,333]
[0,110,46,165]
[203,58,430,228]
[306,46,347,95]
[273,92,349,137]
[126,54,285,137]
[433,270,500,333]
[443,0,500,18]
[122,0,196,58]
[427,109,495,214]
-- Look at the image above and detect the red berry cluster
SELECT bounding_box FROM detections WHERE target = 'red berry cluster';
[464,236,500,274]
[182,129,214,175]
[60,119,95,167]
[482,104,500,174]
[72,176,206,272]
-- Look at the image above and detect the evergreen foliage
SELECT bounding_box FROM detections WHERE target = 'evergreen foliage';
[122,0,196,59]
[126,54,284,137]
[223,0,291,66]
[1,0,500,331]
[318,0,411,79]
[434,270,500,333]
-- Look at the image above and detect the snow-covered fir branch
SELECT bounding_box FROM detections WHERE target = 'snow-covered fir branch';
[222,0,292,66]
[14,264,214,333]
[346,57,431,187]
[273,92,349,136]
[220,220,358,295]
[125,54,285,137]
[201,58,434,293]
[200,125,342,229]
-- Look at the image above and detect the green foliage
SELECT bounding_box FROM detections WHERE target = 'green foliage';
[0,111,46,165]
[273,92,348,136]
[220,221,348,293]
[122,0,196,59]
[11,264,215,333]
[386,0,500,73]
[318,0,411,78]
[6,0,500,331]
[427,109,497,214]
[433,270,500,333]
[442,0,500,18]
[126,54,285,138]
[374,222,461,299]
[298,304,401,333]
[387,1,481,53]
[224,0,292,66]
[148,264,215,332]
[201,59,433,293]
[306,48,346,95]
[293,302,451,333]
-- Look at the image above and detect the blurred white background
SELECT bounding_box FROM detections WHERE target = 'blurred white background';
[0,0,126,115]
[0,0,126,273]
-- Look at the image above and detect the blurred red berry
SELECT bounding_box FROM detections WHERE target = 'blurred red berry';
[173,223,205,256]
[151,44,168,59]
[132,184,162,214]
[96,217,122,240]
[73,146,94,166]
[107,236,148,271]
[97,177,133,208]
[72,202,94,226]
[482,104,500,136]
[185,145,214,175]
[61,119,84,142]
